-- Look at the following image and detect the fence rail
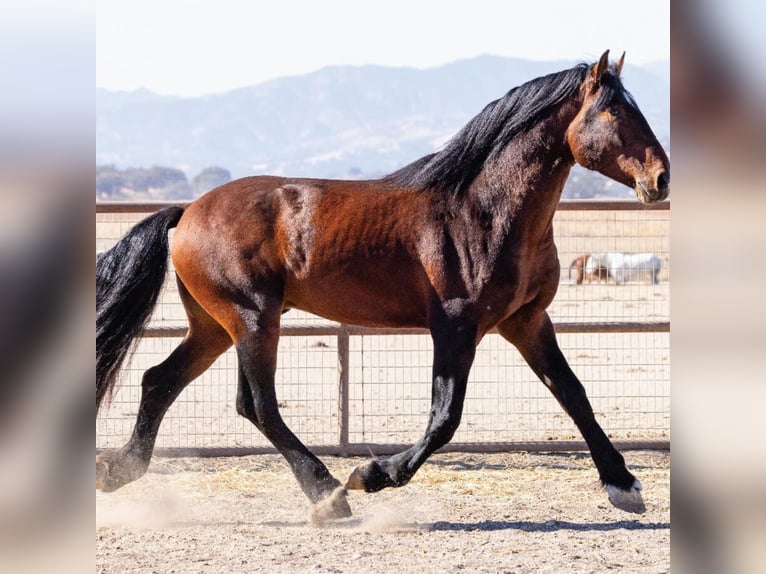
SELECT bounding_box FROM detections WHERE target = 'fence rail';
[97,200,670,456]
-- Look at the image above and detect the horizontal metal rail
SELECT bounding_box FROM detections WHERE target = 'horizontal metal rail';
[96,439,669,459]
[142,321,669,339]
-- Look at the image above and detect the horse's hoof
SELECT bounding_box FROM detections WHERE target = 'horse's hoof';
[96,454,123,492]
[96,456,109,491]
[345,463,370,490]
[309,487,352,525]
[345,460,391,492]
[96,451,146,492]
[606,480,646,514]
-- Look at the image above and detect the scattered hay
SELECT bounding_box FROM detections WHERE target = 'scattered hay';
[109,450,669,510]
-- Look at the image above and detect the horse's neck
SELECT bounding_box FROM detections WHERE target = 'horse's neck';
[470,109,577,243]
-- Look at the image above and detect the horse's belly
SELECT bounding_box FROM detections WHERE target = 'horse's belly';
[284,274,429,329]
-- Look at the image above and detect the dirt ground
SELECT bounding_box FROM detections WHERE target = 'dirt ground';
[96,450,669,573]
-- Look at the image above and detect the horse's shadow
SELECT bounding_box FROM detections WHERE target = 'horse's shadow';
[260,518,670,532]
[425,452,664,474]
[429,519,670,532]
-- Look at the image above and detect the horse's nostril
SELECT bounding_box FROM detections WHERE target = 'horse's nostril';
[656,171,669,193]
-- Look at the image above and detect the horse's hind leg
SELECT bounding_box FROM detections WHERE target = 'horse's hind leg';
[233,299,351,521]
[96,279,232,492]
[497,311,645,513]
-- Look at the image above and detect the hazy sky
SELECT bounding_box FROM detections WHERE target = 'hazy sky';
[97,0,670,97]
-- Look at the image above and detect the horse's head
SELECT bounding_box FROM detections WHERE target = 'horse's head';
[566,50,670,204]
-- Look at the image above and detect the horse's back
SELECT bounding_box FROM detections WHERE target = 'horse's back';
[172,174,361,277]
[170,175,436,330]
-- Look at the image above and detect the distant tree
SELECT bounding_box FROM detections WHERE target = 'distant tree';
[163,179,193,199]
[146,166,187,191]
[96,164,191,199]
[192,166,232,196]
[96,165,126,199]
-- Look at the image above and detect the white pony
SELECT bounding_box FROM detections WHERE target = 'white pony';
[586,252,662,284]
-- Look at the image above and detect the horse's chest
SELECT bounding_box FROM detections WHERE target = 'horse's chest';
[483,244,560,316]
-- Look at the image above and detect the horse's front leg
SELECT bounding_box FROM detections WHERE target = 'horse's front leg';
[497,311,645,513]
[346,322,476,492]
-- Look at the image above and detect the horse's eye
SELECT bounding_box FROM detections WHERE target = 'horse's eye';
[610,108,622,119]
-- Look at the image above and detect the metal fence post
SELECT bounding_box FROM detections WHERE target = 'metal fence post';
[337,325,350,456]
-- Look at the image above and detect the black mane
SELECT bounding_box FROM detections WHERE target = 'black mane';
[384,63,604,196]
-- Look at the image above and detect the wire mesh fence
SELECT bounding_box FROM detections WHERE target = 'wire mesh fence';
[96,201,669,454]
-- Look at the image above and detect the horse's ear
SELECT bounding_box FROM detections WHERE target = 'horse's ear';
[591,50,610,87]
[616,51,625,76]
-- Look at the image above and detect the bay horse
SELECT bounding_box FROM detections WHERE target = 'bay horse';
[97,51,669,520]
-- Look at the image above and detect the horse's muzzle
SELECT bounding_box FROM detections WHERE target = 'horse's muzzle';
[635,172,669,203]
[656,171,670,197]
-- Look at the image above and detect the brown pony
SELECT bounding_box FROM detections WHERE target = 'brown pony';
[569,254,610,284]
[97,51,669,520]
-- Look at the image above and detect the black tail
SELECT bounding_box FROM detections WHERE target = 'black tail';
[97,206,185,412]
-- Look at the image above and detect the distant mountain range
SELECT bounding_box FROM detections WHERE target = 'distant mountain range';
[96,55,669,199]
